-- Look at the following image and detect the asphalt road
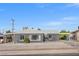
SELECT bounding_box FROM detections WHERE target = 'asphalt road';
[1,53,79,56]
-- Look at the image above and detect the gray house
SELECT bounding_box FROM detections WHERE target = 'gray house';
[4,29,59,43]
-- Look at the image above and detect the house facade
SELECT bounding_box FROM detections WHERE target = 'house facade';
[4,29,59,43]
[0,33,4,43]
[69,30,79,41]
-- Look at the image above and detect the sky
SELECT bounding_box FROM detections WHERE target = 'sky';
[0,3,79,32]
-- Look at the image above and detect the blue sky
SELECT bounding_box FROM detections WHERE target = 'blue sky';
[0,3,79,32]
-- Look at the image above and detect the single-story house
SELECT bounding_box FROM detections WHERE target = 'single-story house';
[0,33,4,43]
[0,33,3,39]
[4,29,59,43]
[69,30,79,41]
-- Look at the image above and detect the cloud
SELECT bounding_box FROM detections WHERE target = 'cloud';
[66,3,79,7]
[46,21,63,26]
[61,16,79,25]
[62,17,78,21]
[0,9,5,11]
[38,5,45,8]
[63,17,75,20]
[43,16,79,27]
[36,3,51,8]
[39,16,79,31]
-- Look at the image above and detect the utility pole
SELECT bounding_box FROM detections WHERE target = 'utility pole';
[11,18,15,43]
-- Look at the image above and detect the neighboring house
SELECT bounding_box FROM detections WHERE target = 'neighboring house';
[4,33,12,43]
[0,33,4,43]
[69,30,79,41]
[0,33,3,39]
[4,29,59,43]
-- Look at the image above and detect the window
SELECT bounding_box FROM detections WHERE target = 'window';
[32,35,38,40]
[0,37,3,39]
[48,34,52,38]
[7,35,12,39]
[20,35,24,40]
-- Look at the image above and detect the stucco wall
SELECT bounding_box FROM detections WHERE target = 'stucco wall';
[76,32,79,41]
[12,34,21,43]
[44,34,59,41]
[29,34,44,42]
[9,33,59,43]
[69,32,79,41]
[48,34,59,41]
[12,34,44,43]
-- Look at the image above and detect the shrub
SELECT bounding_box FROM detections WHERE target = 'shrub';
[24,37,30,43]
[60,35,67,40]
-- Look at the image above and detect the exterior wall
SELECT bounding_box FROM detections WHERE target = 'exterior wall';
[3,35,7,43]
[69,32,78,41]
[12,34,21,43]
[69,34,76,40]
[29,34,44,42]
[3,35,12,43]
[21,34,60,42]
[66,34,70,40]
[11,34,44,43]
[4,33,60,43]
[45,34,59,41]
[76,32,79,41]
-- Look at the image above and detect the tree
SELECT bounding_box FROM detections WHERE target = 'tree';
[60,30,70,33]
[60,35,67,40]
[23,27,28,30]
[24,37,30,43]
[60,30,70,40]
[32,27,34,29]
[6,30,11,33]
[37,28,41,30]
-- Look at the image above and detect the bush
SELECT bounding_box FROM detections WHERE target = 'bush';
[24,37,30,43]
[60,35,67,40]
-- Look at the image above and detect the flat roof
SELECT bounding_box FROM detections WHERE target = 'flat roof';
[71,30,79,34]
[59,33,70,35]
[5,29,59,35]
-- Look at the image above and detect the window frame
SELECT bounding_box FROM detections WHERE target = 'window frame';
[31,35,39,40]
